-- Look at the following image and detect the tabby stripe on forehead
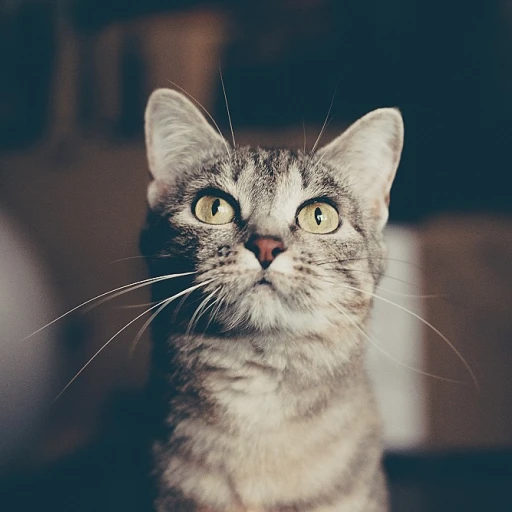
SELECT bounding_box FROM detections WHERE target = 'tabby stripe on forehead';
[231,151,245,183]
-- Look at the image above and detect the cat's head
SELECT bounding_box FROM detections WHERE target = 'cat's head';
[141,89,403,336]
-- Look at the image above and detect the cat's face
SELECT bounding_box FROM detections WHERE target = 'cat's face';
[142,90,403,336]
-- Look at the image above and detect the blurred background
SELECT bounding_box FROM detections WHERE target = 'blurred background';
[0,1,511,510]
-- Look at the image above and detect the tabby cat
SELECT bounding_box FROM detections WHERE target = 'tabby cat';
[140,88,404,512]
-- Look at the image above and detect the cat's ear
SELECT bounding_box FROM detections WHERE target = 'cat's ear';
[144,88,229,204]
[316,108,404,230]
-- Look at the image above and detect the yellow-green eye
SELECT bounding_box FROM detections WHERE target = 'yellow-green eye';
[194,195,235,225]
[297,202,339,234]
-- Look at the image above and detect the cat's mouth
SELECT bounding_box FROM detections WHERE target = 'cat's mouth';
[253,267,286,288]
[256,276,273,286]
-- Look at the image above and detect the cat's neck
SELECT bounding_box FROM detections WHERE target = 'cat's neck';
[164,330,372,432]
[169,328,368,388]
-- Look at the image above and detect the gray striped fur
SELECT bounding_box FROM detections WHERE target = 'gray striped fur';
[142,89,404,512]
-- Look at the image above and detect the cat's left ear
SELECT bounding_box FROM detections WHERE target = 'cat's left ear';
[316,108,404,230]
[144,88,229,206]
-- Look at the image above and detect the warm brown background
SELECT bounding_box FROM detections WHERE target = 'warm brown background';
[422,216,512,449]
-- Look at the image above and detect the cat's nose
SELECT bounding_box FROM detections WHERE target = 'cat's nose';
[245,235,286,269]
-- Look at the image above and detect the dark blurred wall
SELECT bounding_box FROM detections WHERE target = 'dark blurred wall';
[0,3,55,149]
[1,0,511,222]
[412,0,511,217]
[218,0,512,221]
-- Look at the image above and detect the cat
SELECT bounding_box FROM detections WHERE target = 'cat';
[139,88,404,512]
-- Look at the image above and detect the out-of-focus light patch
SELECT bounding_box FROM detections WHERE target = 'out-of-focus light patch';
[367,225,426,450]
[0,210,59,465]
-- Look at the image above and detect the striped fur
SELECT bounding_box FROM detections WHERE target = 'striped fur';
[141,89,404,511]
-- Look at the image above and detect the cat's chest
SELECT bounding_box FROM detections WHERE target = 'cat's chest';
[205,365,287,429]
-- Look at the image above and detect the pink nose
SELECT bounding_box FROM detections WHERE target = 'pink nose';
[245,236,286,269]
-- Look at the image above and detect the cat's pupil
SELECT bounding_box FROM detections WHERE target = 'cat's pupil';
[314,207,324,225]
[211,198,221,216]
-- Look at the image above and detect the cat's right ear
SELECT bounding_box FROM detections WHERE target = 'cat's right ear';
[315,108,404,231]
[144,88,229,206]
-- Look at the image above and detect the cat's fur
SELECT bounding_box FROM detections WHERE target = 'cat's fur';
[140,89,404,512]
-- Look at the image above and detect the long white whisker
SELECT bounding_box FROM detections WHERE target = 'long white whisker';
[109,255,147,264]
[166,79,231,156]
[55,280,212,401]
[129,306,165,358]
[23,272,195,340]
[117,301,160,309]
[322,276,439,299]
[341,268,422,289]
[55,299,169,401]
[128,299,173,358]
[171,288,196,323]
[128,282,205,358]
[302,119,307,152]
[375,287,441,299]
[311,88,337,154]
[219,66,236,147]
[308,148,331,176]
[336,283,479,390]
[198,296,222,334]
[329,301,463,385]
[83,272,195,313]
[200,294,224,334]
[314,255,427,271]
[312,261,424,290]
[186,287,221,335]
[208,295,226,330]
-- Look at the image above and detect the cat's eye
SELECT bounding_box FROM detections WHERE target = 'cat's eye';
[194,195,235,225]
[297,202,339,234]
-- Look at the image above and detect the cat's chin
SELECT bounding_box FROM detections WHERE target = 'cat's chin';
[216,284,334,336]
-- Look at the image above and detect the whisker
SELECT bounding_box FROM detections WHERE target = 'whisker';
[312,255,427,271]
[23,272,196,341]
[311,86,337,154]
[321,275,439,299]
[199,296,223,334]
[169,290,193,324]
[55,299,169,401]
[335,283,479,390]
[116,301,160,309]
[329,301,464,385]
[313,263,422,289]
[127,301,169,358]
[109,255,147,264]
[166,79,231,156]
[219,65,236,148]
[83,272,195,312]
[308,150,328,176]
[109,253,173,265]
[312,256,433,289]
[345,268,422,289]
[186,287,221,335]
[376,287,442,299]
[206,295,226,332]
[55,280,212,400]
